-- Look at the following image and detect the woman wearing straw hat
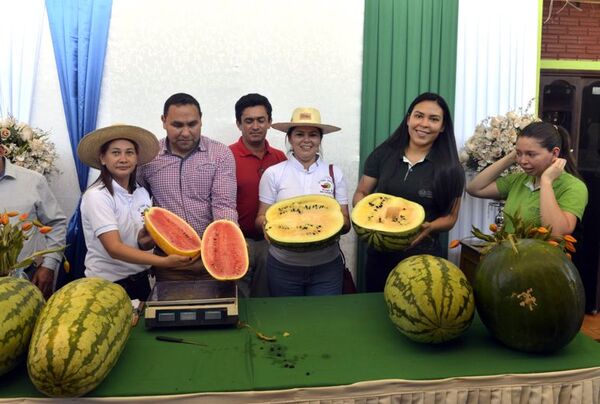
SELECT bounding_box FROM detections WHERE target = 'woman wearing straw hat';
[255,107,351,296]
[78,125,196,300]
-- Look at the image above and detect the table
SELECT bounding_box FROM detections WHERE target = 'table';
[459,238,485,284]
[2,293,600,403]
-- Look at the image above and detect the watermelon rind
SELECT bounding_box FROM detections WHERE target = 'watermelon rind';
[145,207,202,257]
[384,254,475,344]
[201,219,249,280]
[27,278,133,397]
[352,193,425,252]
[474,238,585,352]
[0,277,45,376]
[265,194,344,252]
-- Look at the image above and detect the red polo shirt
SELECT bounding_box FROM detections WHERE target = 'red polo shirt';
[229,137,286,239]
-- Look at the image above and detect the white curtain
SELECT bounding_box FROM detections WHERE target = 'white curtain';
[449,0,539,264]
[0,0,46,121]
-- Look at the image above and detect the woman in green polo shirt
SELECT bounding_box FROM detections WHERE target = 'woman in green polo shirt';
[466,121,587,236]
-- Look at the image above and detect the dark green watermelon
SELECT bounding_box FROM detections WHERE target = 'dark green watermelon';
[474,238,585,352]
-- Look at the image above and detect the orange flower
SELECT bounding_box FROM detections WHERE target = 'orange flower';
[39,226,53,234]
[19,213,29,221]
[566,252,572,260]
[489,223,498,232]
[6,211,19,217]
[547,240,559,247]
[563,235,577,243]
[565,242,576,253]
[536,227,549,235]
[21,222,33,231]
[0,213,8,225]
[449,239,460,249]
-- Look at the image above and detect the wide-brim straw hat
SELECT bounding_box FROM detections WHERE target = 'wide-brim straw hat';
[271,107,340,134]
[77,124,160,169]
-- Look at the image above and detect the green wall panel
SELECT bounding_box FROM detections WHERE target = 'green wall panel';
[357,0,459,290]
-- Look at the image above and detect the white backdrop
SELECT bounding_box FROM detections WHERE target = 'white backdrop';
[0,0,45,121]
[449,0,539,263]
[29,0,365,274]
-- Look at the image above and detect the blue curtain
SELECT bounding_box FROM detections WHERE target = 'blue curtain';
[45,0,112,288]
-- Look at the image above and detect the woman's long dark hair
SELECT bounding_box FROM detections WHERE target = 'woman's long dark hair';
[519,121,581,178]
[90,139,139,195]
[383,92,465,215]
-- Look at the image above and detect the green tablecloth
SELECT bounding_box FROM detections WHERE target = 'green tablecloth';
[2,293,600,399]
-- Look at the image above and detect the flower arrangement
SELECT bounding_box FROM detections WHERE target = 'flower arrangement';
[460,100,540,176]
[0,211,66,277]
[0,115,59,177]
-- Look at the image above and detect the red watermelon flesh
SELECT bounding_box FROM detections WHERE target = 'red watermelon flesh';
[201,220,249,280]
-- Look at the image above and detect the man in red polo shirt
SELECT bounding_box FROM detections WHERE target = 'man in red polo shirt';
[229,94,286,297]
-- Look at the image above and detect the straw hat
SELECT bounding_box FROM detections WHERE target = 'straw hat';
[77,125,160,169]
[271,107,340,134]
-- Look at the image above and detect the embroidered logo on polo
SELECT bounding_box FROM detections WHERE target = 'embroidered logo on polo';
[319,178,334,195]
[418,189,433,199]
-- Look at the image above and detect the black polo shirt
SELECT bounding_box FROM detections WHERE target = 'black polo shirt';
[364,143,442,223]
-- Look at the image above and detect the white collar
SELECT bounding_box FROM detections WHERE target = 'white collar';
[524,177,540,192]
[402,155,425,168]
[289,154,322,173]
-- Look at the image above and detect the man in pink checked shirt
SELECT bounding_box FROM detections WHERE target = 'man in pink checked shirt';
[138,92,238,281]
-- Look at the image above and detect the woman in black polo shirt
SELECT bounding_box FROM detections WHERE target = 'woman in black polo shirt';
[353,92,465,292]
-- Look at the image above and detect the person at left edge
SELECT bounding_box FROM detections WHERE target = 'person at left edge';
[137,93,238,281]
[229,93,286,297]
[0,156,67,299]
[78,125,196,300]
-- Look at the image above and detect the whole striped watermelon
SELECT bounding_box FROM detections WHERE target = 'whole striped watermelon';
[384,255,475,343]
[0,277,45,376]
[27,278,132,397]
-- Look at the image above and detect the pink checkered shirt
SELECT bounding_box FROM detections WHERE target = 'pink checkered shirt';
[138,136,238,237]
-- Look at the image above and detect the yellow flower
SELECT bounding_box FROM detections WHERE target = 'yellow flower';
[0,210,65,276]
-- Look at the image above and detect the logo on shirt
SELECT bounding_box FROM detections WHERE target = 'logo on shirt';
[136,203,151,225]
[319,178,334,195]
[418,189,433,199]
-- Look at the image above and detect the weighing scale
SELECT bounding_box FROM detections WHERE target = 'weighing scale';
[144,279,238,328]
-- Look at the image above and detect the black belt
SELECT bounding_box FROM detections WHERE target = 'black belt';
[120,270,149,283]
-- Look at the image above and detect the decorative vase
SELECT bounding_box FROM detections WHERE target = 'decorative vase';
[488,200,506,228]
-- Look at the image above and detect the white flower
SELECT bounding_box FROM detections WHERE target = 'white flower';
[20,125,34,141]
[460,99,540,176]
[0,115,59,177]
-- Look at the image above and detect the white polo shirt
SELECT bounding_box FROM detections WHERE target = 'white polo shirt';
[259,156,348,266]
[81,181,151,282]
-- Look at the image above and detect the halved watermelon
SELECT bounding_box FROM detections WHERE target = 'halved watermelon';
[144,207,202,257]
[201,220,249,280]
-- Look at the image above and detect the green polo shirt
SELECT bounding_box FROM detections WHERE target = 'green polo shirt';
[496,172,588,232]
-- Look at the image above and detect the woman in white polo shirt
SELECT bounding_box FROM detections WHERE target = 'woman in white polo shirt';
[78,125,194,300]
[256,107,351,296]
